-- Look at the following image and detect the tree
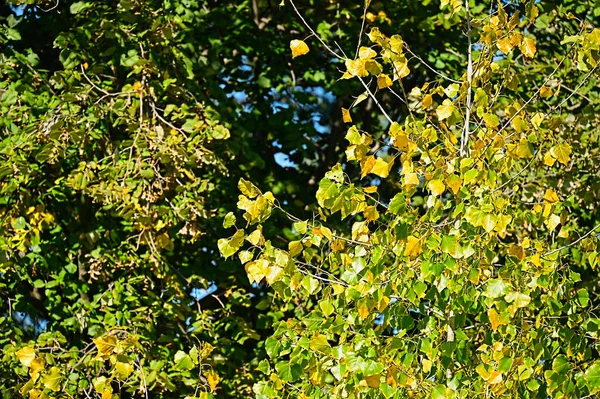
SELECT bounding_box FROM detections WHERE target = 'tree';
[222,0,600,398]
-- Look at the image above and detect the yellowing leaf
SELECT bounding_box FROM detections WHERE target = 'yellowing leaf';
[377,74,393,89]
[436,99,455,121]
[341,108,352,123]
[520,37,536,57]
[488,308,503,331]
[204,369,220,391]
[405,235,422,259]
[92,336,117,357]
[422,358,433,374]
[246,228,264,246]
[217,229,245,259]
[290,39,310,58]
[446,174,462,194]
[371,157,392,178]
[483,113,500,128]
[428,179,445,196]
[115,361,134,381]
[42,367,62,392]
[511,115,528,133]
[289,241,303,257]
[364,206,380,221]
[550,143,572,165]
[363,186,378,193]
[517,138,533,158]
[16,346,36,367]
[363,373,381,388]
[309,333,331,353]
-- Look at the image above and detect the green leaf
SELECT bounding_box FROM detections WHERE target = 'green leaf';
[275,361,302,382]
[174,350,195,371]
[70,1,91,14]
[485,279,510,299]
[42,367,62,391]
[585,362,600,392]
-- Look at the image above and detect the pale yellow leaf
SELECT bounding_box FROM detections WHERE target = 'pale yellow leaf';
[16,346,36,367]
[404,172,420,187]
[436,99,455,121]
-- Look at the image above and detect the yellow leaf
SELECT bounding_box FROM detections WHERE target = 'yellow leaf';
[543,151,556,166]
[516,138,533,158]
[363,186,378,193]
[29,357,45,378]
[371,157,392,178]
[550,143,571,165]
[132,81,142,91]
[341,108,352,123]
[520,37,536,57]
[204,369,220,391]
[16,346,36,367]
[320,226,333,241]
[290,39,310,58]
[102,390,113,399]
[360,155,376,178]
[199,343,214,359]
[436,99,455,121]
[540,86,553,98]
[246,228,264,246]
[377,74,393,89]
[531,253,541,267]
[497,36,514,54]
[358,301,370,320]
[428,179,445,196]
[422,94,433,109]
[115,361,134,381]
[404,236,422,259]
[483,113,500,128]
[364,206,380,221]
[404,172,420,187]
[264,265,283,284]
[531,112,545,129]
[544,189,559,204]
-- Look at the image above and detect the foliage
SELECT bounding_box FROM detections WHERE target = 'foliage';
[222,0,600,398]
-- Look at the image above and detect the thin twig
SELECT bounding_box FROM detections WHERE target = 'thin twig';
[543,224,600,258]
